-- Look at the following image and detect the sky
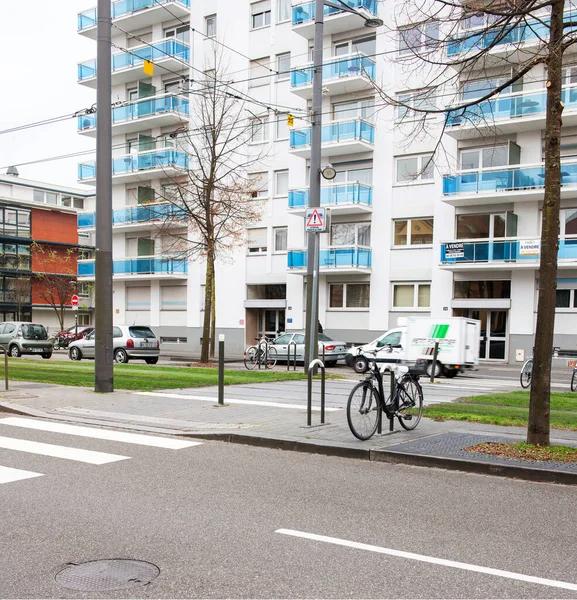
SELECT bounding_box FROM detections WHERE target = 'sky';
[0,1,97,189]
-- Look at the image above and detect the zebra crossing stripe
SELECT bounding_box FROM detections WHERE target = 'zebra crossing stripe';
[0,465,43,484]
[0,417,202,450]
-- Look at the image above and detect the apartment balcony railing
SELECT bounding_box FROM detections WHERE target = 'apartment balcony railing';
[288,183,372,209]
[288,247,372,269]
[78,149,188,181]
[442,159,577,197]
[290,54,375,99]
[290,119,374,157]
[78,203,187,229]
[78,256,188,277]
[78,39,189,83]
[77,94,189,133]
[292,0,378,25]
[78,0,190,31]
[440,238,577,266]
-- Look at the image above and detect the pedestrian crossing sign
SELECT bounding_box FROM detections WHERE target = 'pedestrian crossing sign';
[306,207,327,232]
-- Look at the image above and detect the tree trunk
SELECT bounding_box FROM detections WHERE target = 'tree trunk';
[200,246,214,363]
[527,0,565,445]
[210,274,216,359]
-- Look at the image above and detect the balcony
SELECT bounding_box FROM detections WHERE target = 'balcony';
[288,183,373,215]
[290,54,376,100]
[440,238,577,270]
[78,94,189,137]
[289,119,374,158]
[78,38,190,88]
[442,159,577,206]
[288,247,372,273]
[78,0,190,40]
[78,256,188,279]
[78,203,187,231]
[78,148,188,184]
[292,0,378,38]
[446,86,577,140]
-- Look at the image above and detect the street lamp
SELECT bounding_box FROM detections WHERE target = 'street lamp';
[304,0,383,373]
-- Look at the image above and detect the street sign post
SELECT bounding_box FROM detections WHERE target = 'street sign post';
[71,295,79,341]
[71,295,79,310]
[305,207,328,233]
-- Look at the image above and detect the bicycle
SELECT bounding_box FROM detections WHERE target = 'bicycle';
[346,352,424,441]
[244,337,278,370]
[520,347,561,389]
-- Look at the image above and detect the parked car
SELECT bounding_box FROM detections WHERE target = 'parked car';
[68,325,160,364]
[53,325,94,349]
[0,322,53,358]
[268,332,347,367]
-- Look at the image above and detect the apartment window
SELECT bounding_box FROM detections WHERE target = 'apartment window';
[161,285,187,310]
[559,209,577,237]
[396,154,434,182]
[274,227,288,252]
[77,282,92,297]
[462,12,498,30]
[0,244,31,271]
[398,22,439,56]
[276,52,290,81]
[454,280,511,299]
[33,189,58,205]
[330,223,371,246]
[251,117,268,143]
[249,172,269,198]
[332,163,373,185]
[61,196,85,209]
[247,228,267,253]
[396,89,435,120]
[460,146,508,170]
[274,170,288,196]
[249,58,270,88]
[393,218,434,246]
[205,14,217,37]
[333,98,375,122]
[275,115,289,140]
[334,35,376,57]
[554,287,577,309]
[126,286,151,311]
[329,283,370,308]
[164,23,190,43]
[251,1,271,29]
[0,208,30,238]
[392,283,431,308]
[456,213,506,239]
[461,77,512,101]
[278,0,291,22]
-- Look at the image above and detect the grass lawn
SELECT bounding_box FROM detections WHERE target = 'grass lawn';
[2,359,308,391]
[423,391,577,430]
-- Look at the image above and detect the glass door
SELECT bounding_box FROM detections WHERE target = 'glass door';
[465,310,508,360]
[259,309,285,339]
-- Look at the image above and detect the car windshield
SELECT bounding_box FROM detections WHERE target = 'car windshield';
[318,333,334,342]
[129,326,156,339]
[21,324,48,340]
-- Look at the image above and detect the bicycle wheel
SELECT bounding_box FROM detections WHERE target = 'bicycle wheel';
[244,346,258,370]
[347,381,380,441]
[520,359,532,388]
[571,369,577,392]
[397,377,423,431]
[265,346,278,369]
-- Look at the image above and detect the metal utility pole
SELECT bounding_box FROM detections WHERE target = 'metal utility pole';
[95,0,114,392]
[304,0,324,373]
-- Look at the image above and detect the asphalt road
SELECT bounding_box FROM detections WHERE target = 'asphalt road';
[0,417,576,599]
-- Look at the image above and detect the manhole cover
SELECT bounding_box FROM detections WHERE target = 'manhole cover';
[55,559,160,591]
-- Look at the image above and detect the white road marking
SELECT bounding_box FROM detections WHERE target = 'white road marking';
[0,436,129,465]
[135,391,341,411]
[0,417,202,449]
[276,529,577,592]
[0,465,43,484]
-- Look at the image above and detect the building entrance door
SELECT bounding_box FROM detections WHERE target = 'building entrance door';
[259,309,285,339]
[454,309,508,360]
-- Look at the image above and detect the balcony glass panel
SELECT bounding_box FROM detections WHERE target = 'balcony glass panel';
[78,258,187,276]
[291,55,376,87]
[78,262,95,277]
[290,119,374,148]
[288,248,372,268]
[78,213,96,228]
[292,0,378,25]
[78,8,97,30]
[288,184,373,208]
[112,203,187,224]
[78,60,97,80]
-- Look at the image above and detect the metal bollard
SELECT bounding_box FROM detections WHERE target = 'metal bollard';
[306,358,326,426]
[0,348,7,391]
[429,342,440,384]
[218,334,225,405]
[287,341,297,371]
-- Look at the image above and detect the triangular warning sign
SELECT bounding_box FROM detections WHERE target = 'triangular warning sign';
[307,208,323,228]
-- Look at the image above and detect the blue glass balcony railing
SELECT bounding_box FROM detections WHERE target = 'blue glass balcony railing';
[447,86,577,127]
[288,183,373,209]
[291,55,376,88]
[78,203,187,228]
[78,257,188,276]
[78,0,191,30]
[292,0,378,25]
[290,119,374,149]
[77,95,189,131]
[78,213,95,228]
[442,159,577,196]
[440,238,577,264]
[288,247,372,269]
[78,39,190,80]
[78,149,188,180]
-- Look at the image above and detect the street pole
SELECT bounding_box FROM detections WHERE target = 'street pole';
[75,310,78,341]
[95,0,114,392]
[304,0,324,374]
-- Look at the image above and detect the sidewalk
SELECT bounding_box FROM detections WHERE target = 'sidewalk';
[0,378,576,485]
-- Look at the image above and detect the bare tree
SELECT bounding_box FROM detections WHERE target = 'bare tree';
[154,48,266,362]
[8,278,32,321]
[378,0,574,444]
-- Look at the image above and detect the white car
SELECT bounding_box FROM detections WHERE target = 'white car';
[345,330,404,373]
[269,332,347,367]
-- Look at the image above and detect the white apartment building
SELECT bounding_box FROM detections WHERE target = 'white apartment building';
[75,0,577,362]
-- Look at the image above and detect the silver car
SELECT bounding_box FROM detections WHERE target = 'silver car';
[269,332,347,367]
[68,325,160,364]
[0,322,53,358]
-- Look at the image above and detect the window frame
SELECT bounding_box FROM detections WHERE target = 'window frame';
[395,153,434,183]
[205,14,217,38]
[396,89,436,121]
[274,170,289,197]
[328,282,370,310]
[250,116,269,143]
[397,22,439,56]
[273,227,288,253]
[247,227,268,254]
[392,218,434,247]
[276,52,290,81]
[277,0,291,23]
[391,282,431,310]
[251,2,271,29]
[330,222,371,248]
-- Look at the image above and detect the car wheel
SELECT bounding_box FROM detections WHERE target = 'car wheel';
[9,345,21,358]
[426,361,443,378]
[444,368,458,378]
[353,356,368,374]
[70,347,82,361]
[145,357,159,365]
[114,348,129,364]
[41,352,52,359]
[324,360,337,368]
